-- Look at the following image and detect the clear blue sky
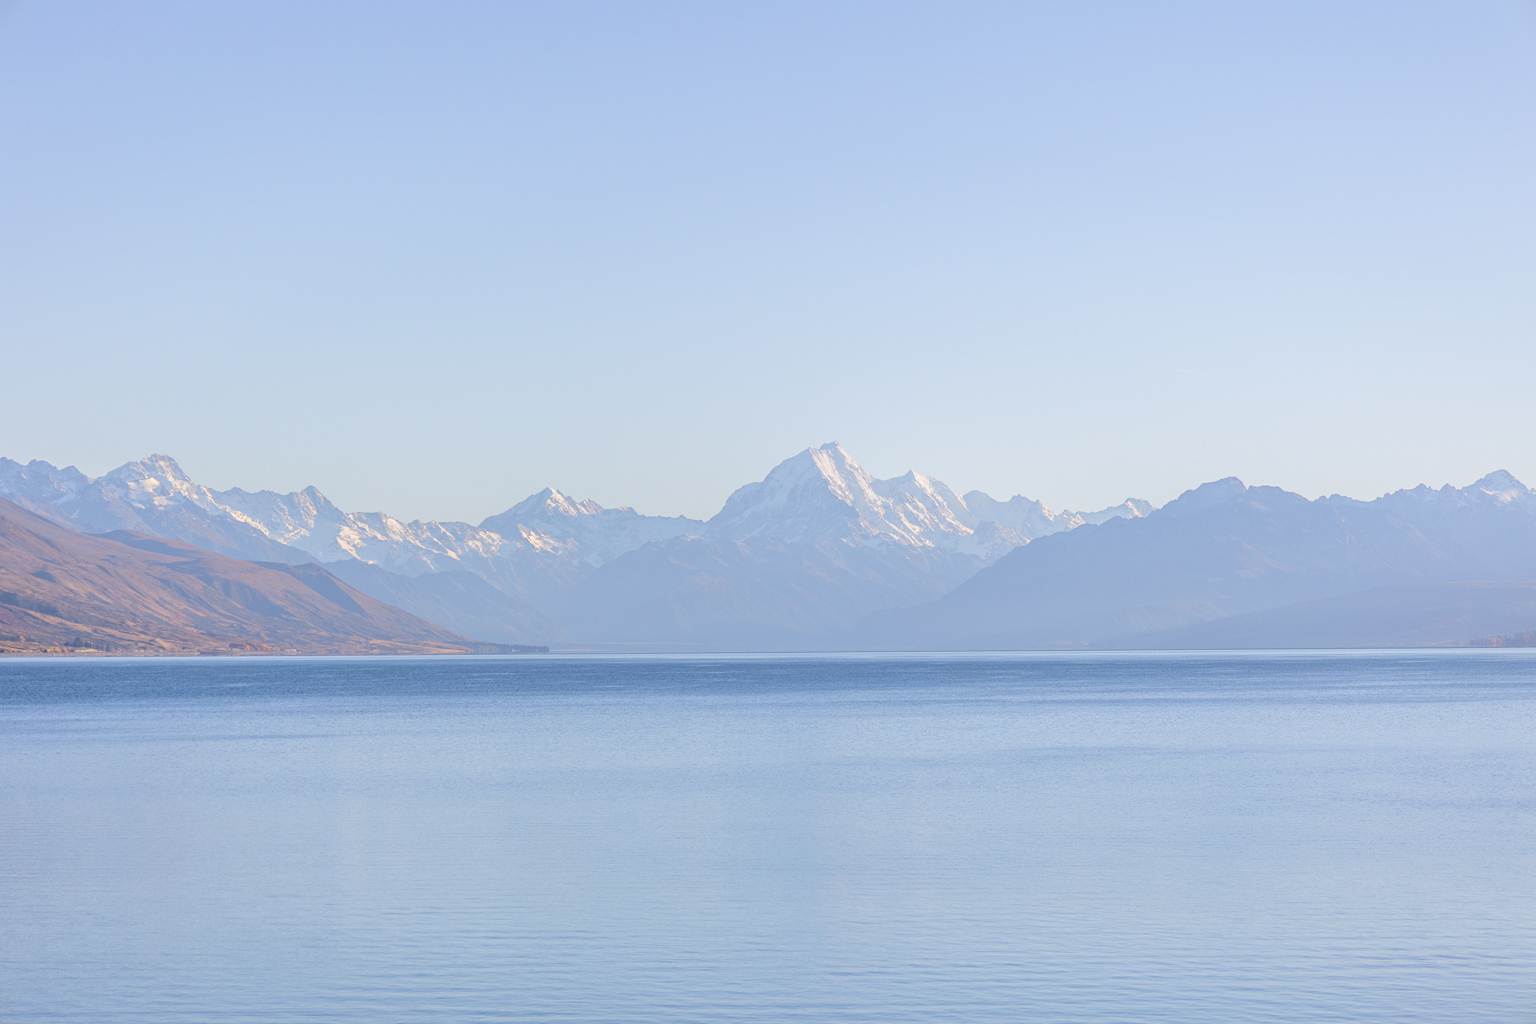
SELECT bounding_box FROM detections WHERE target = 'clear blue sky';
[3,2,1533,521]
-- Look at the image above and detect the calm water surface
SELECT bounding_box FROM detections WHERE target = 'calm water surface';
[1,652,1533,1022]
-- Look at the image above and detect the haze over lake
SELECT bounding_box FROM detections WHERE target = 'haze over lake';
[3,653,1533,1022]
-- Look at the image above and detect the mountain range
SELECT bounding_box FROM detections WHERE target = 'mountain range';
[0,443,1145,648]
[3,444,1533,652]
[866,471,1536,650]
[0,498,487,655]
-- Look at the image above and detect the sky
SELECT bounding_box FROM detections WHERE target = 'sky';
[2,2,1533,521]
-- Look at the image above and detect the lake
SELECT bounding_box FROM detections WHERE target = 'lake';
[1,652,1533,1022]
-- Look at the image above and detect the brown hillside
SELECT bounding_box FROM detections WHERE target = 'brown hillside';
[0,498,479,655]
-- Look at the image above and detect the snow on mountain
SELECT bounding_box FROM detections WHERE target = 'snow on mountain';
[480,487,700,566]
[0,454,302,563]
[0,456,692,639]
[958,491,1065,540]
[1339,470,1536,524]
[867,468,1536,651]
[0,458,89,516]
[211,483,518,577]
[1471,470,1531,504]
[871,470,973,539]
[962,489,1152,536]
[210,485,347,550]
[5,448,1533,650]
[563,443,1154,646]
[0,445,1152,599]
[1077,497,1155,525]
[20,454,507,578]
[501,486,606,521]
[0,498,478,655]
[565,444,982,645]
[871,470,1046,560]
[98,454,224,515]
[708,443,920,546]
[190,476,698,581]
[704,442,1150,561]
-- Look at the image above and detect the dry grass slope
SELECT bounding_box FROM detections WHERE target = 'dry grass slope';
[0,498,483,655]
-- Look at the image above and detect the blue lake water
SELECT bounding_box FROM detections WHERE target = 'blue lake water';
[1,652,1533,1023]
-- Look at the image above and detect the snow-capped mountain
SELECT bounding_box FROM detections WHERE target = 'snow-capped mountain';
[1372,469,1536,515]
[867,469,1536,650]
[4,448,1533,650]
[707,444,974,547]
[1471,469,1533,505]
[1077,498,1155,525]
[705,442,1148,557]
[0,497,477,656]
[961,489,1151,536]
[955,491,1061,541]
[481,487,700,566]
[0,454,302,563]
[0,458,89,513]
[0,453,696,579]
[212,483,523,578]
[0,455,696,643]
[560,443,1153,646]
[0,444,1152,647]
[206,480,700,578]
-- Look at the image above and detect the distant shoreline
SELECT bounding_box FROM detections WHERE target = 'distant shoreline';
[0,643,550,658]
[9,644,1536,660]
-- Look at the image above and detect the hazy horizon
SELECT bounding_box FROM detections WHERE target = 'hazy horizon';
[3,441,1529,526]
[4,3,1533,520]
